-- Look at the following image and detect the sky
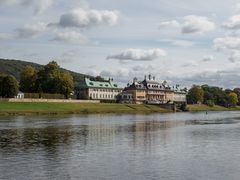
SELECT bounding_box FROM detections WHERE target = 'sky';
[1,0,240,88]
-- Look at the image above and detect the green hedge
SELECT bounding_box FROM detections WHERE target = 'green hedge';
[24,93,65,99]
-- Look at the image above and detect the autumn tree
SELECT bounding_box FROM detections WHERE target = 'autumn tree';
[227,92,238,107]
[20,65,37,92]
[58,71,74,99]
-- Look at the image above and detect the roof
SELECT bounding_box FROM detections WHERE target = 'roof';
[142,80,160,85]
[125,82,146,90]
[83,78,121,89]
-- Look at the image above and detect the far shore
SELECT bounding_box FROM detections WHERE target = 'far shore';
[187,104,240,112]
[1,102,240,116]
[0,102,171,116]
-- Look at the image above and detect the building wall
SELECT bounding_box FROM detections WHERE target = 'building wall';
[88,88,122,100]
[174,92,186,102]
[135,89,146,102]
[165,91,174,102]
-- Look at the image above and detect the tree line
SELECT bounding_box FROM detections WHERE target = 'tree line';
[187,85,239,107]
[0,61,74,98]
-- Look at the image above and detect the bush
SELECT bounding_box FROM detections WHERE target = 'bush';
[24,93,65,99]
[206,100,214,107]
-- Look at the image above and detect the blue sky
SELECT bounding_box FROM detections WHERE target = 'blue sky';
[1,0,240,88]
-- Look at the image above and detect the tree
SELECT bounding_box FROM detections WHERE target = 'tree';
[58,71,74,99]
[20,65,37,93]
[227,92,238,107]
[0,74,19,98]
[37,61,61,93]
[35,61,74,98]
[187,85,204,104]
[233,88,240,105]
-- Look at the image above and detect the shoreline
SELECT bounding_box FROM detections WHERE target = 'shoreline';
[187,104,240,112]
[1,102,240,116]
[0,102,171,116]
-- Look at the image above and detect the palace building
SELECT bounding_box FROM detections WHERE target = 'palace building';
[120,75,186,104]
[76,77,122,101]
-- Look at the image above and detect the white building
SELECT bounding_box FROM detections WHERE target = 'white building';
[77,78,122,100]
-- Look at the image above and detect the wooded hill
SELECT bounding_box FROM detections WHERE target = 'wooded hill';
[0,58,92,87]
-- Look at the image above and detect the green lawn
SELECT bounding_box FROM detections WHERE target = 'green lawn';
[187,104,240,111]
[0,102,170,115]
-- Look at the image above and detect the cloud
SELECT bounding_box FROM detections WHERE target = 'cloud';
[222,15,240,30]
[214,37,240,62]
[181,15,215,34]
[159,20,180,29]
[175,68,240,88]
[159,15,215,34]
[229,50,240,62]
[52,31,88,43]
[214,37,240,51]
[106,48,167,61]
[0,33,15,40]
[56,8,119,28]
[202,55,214,62]
[0,0,54,14]
[16,22,47,38]
[182,61,198,67]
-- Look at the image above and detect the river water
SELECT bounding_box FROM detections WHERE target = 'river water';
[1,111,240,180]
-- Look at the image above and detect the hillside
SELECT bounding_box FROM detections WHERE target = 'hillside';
[0,58,92,87]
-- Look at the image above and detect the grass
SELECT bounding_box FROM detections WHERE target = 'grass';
[187,104,240,112]
[0,102,170,116]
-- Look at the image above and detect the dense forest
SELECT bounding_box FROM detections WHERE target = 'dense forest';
[187,85,240,107]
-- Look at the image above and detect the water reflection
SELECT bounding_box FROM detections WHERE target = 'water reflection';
[1,112,240,180]
[0,120,186,152]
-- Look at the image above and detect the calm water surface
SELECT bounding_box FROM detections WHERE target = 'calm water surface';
[1,111,240,180]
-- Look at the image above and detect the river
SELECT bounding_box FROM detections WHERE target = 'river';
[1,111,240,180]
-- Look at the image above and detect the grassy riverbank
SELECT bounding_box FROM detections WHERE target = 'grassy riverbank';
[187,104,240,112]
[0,102,170,115]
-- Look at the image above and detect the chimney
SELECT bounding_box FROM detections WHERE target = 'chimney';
[148,74,151,80]
[133,77,138,83]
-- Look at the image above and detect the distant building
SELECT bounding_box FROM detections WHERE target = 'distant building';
[118,91,133,104]
[121,77,146,104]
[15,91,24,99]
[76,77,122,100]
[120,75,187,104]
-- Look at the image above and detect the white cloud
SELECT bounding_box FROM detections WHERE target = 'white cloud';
[106,48,167,61]
[52,31,88,43]
[214,37,240,50]
[159,20,180,29]
[202,55,214,62]
[57,8,119,28]
[181,15,215,34]
[229,50,240,62]
[214,37,240,62]
[0,0,54,14]
[159,15,215,34]
[16,22,47,38]
[222,15,240,30]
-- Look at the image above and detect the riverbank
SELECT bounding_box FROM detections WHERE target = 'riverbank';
[0,102,170,115]
[187,104,240,112]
